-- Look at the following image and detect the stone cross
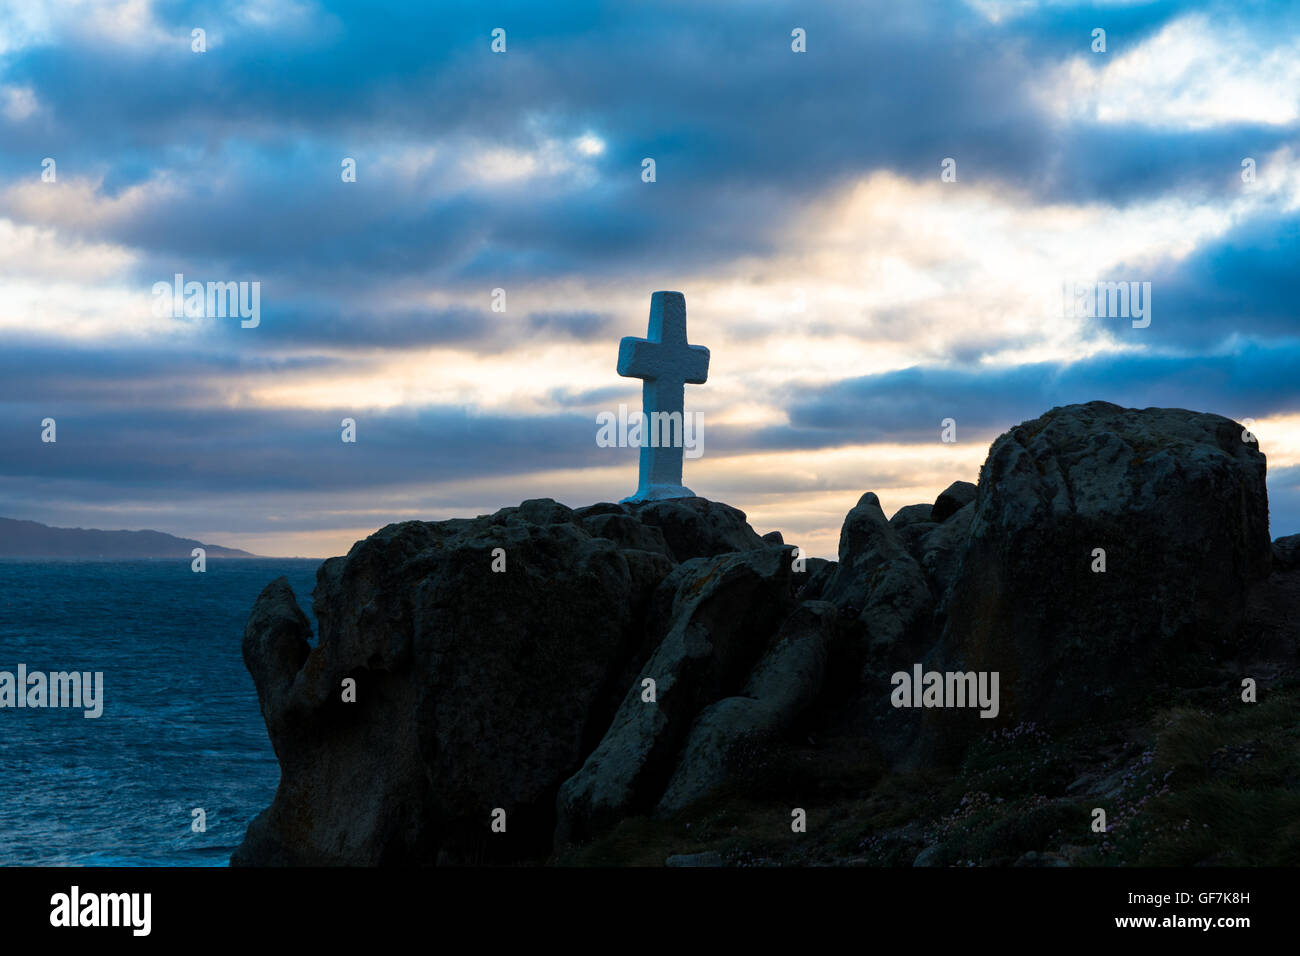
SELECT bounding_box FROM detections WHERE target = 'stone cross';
[617,291,709,502]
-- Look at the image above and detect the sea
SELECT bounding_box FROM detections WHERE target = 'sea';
[0,559,321,867]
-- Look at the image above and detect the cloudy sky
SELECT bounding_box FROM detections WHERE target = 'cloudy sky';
[1,0,1298,558]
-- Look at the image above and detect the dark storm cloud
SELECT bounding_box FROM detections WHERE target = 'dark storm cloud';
[0,401,618,494]
[5,0,1285,292]
[220,302,498,350]
[526,311,610,339]
[1136,212,1300,348]
[4,339,1299,540]
[0,339,341,407]
[730,342,1300,449]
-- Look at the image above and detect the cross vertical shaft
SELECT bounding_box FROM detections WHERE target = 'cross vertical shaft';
[616,291,709,502]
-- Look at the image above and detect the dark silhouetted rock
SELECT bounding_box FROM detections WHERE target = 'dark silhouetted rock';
[896,520,939,566]
[234,501,681,865]
[890,503,934,530]
[234,402,1289,867]
[797,557,836,601]
[1272,533,1300,571]
[241,577,312,746]
[656,601,841,815]
[931,481,977,523]
[929,402,1271,751]
[821,493,932,661]
[918,501,974,598]
[581,512,674,559]
[554,547,796,842]
[625,496,768,561]
[1247,536,1300,663]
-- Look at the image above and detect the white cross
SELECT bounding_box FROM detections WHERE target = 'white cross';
[617,291,710,502]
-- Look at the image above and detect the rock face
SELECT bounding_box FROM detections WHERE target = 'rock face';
[1272,533,1300,571]
[917,501,973,598]
[929,402,1270,748]
[233,497,776,866]
[554,546,801,840]
[234,402,1286,866]
[821,493,932,664]
[1247,531,1300,664]
[890,503,934,530]
[931,481,976,523]
[621,497,769,561]
[655,600,841,817]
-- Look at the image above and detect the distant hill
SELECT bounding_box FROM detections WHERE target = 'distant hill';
[0,517,259,559]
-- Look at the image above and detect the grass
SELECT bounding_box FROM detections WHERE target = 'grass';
[552,680,1300,867]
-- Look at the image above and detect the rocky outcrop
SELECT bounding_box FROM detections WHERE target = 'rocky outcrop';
[236,500,719,865]
[820,492,932,664]
[925,401,1270,753]
[235,402,1289,866]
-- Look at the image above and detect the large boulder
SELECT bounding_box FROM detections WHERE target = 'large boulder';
[931,481,977,523]
[233,500,680,865]
[890,503,934,530]
[929,402,1271,746]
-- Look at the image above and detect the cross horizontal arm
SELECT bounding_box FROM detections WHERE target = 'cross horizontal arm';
[618,338,710,384]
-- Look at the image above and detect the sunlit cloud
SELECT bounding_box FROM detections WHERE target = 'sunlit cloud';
[1039,13,1300,130]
